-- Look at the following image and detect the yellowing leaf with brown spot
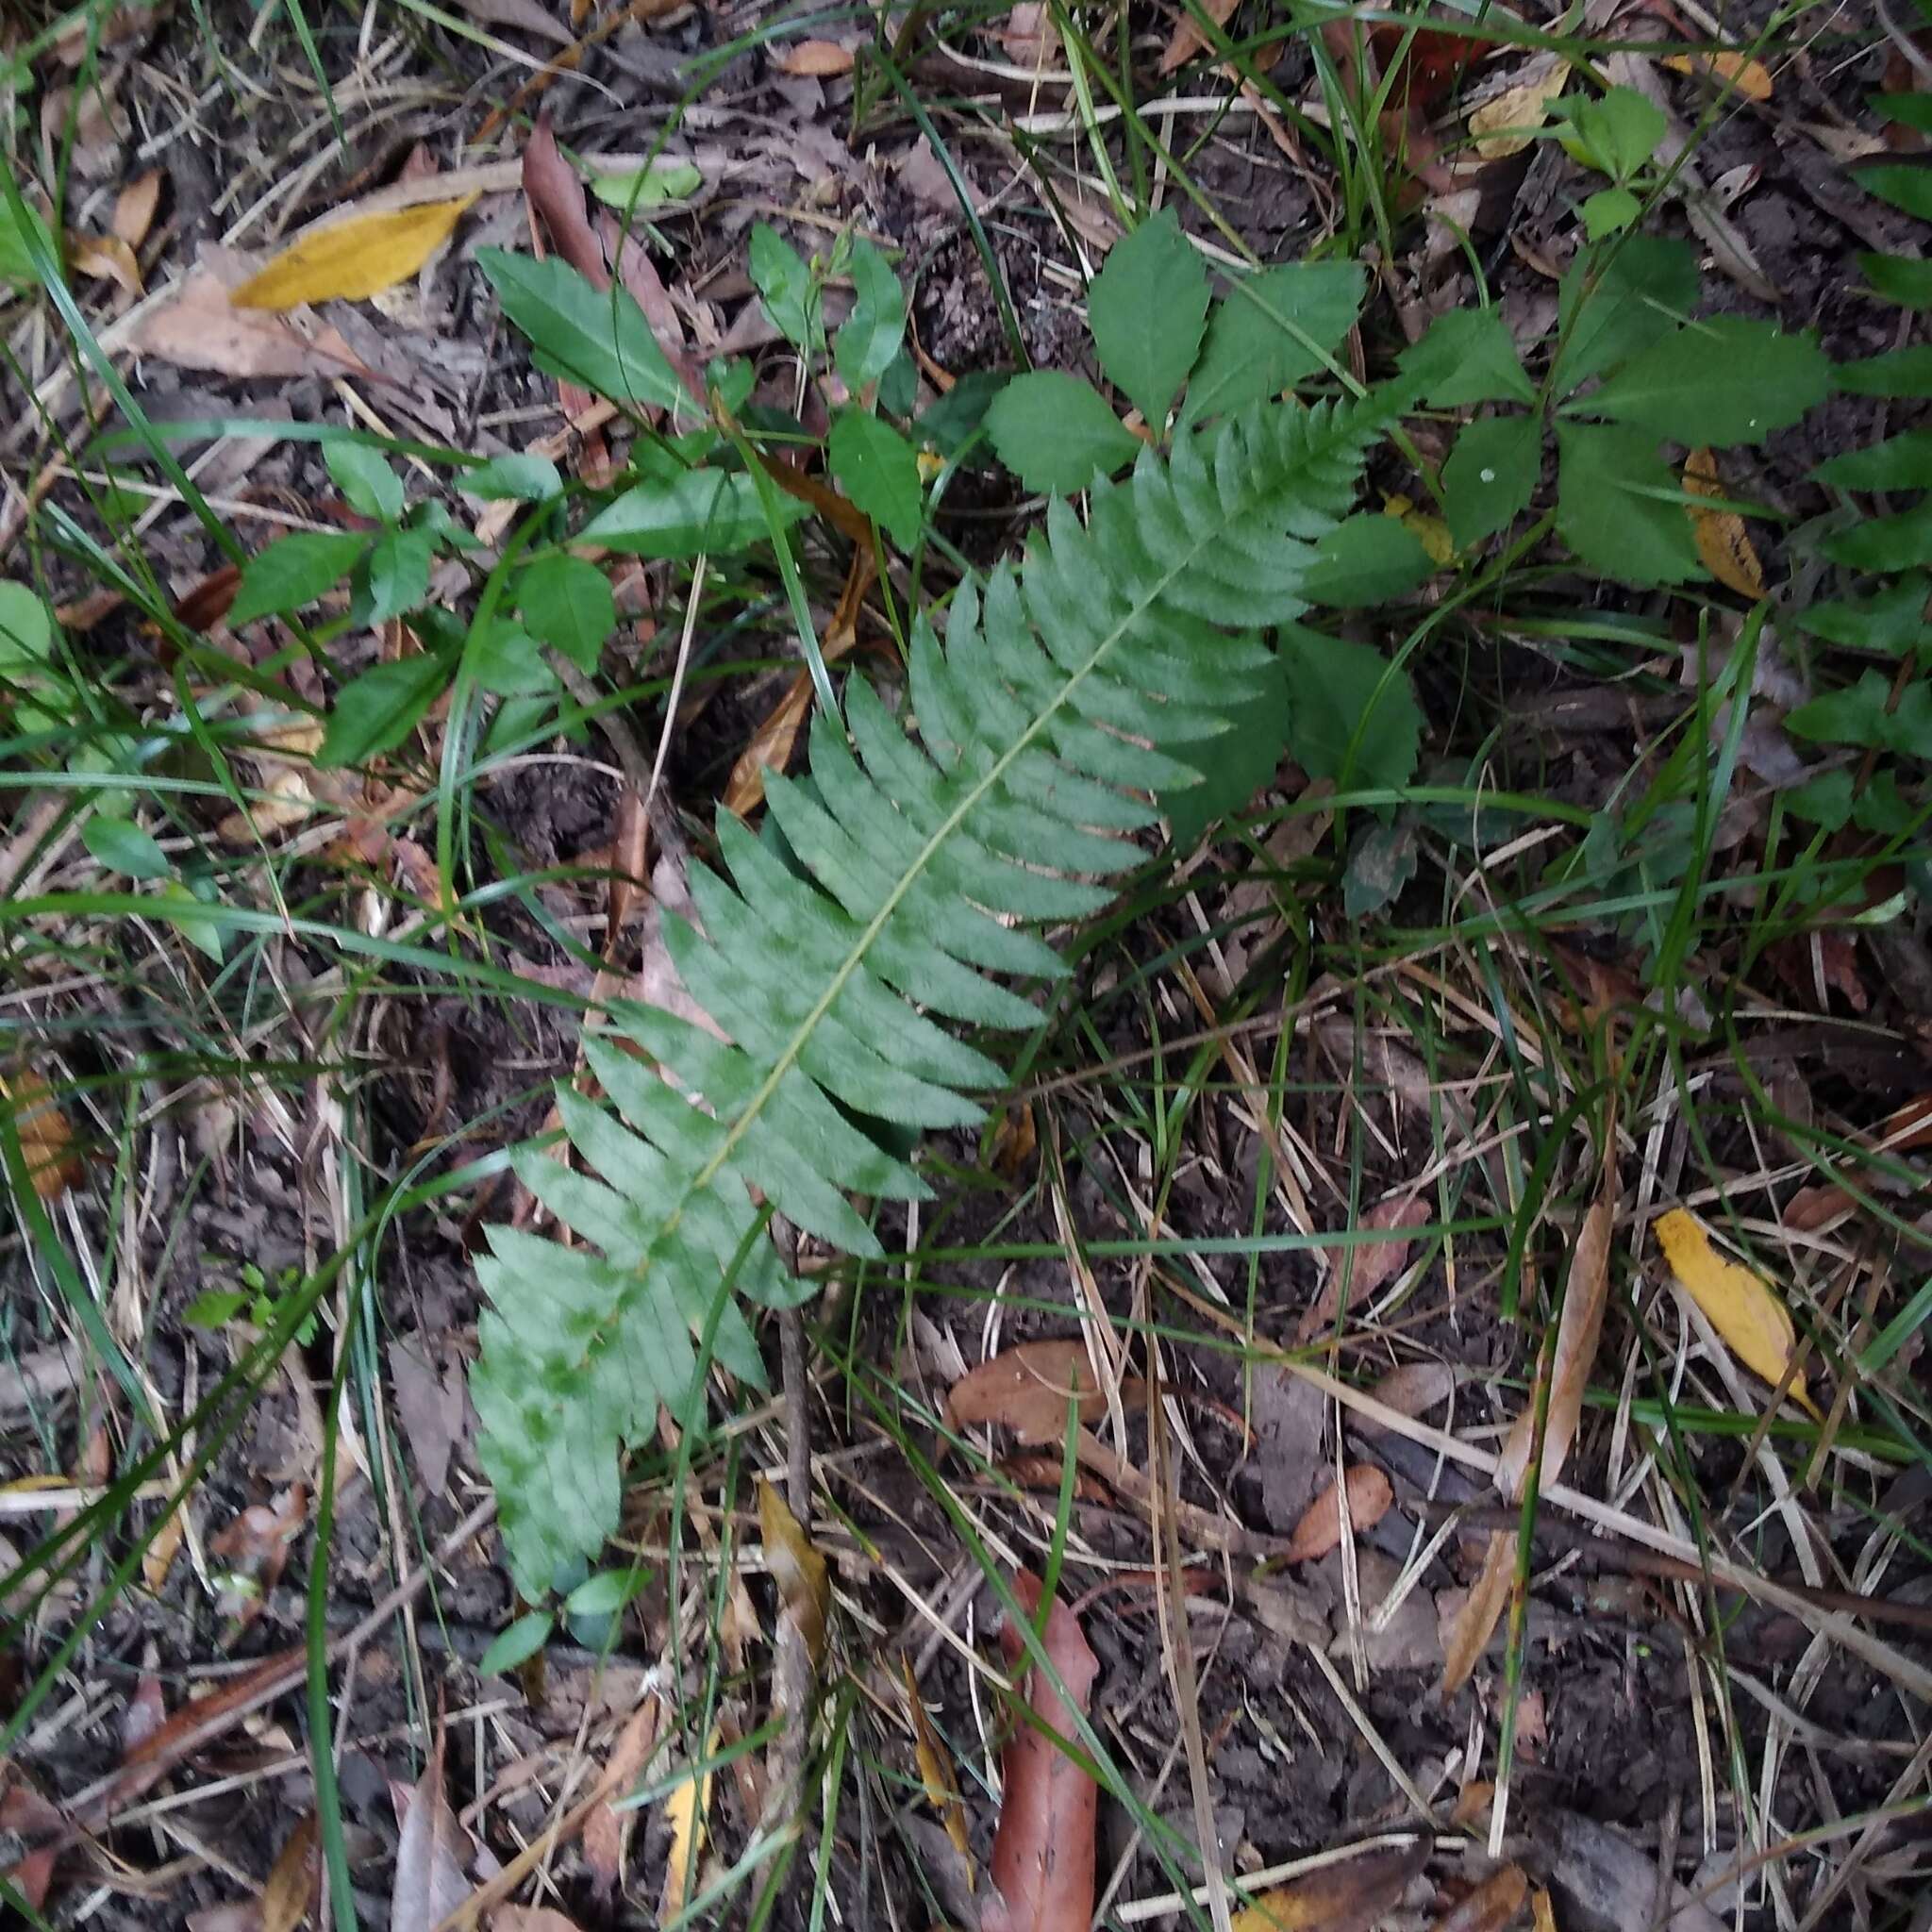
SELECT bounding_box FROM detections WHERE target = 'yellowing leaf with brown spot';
[1469,60,1569,161]
[231,195,476,309]
[1683,448,1766,598]
[1662,50,1773,103]
[1655,1208,1819,1416]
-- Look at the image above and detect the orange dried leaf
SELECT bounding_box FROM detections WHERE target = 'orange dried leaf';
[1432,1863,1529,1932]
[1683,448,1765,598]
[70,231,142,294]
[1285,1465,1393,1563]
[1441,1529,1512,1694]
[947,1340,1108,1445]
[902,1656,973,1867]
[112,168,161,249]
[1662,50,1773,102]
[5,1072,84,1200]
[232,195,476,309]
[1159,0,1239,74]
[758,1477,829,1668]
[775,38,856,75]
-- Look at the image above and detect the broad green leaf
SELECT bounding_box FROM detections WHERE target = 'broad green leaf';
[1181,260,1364,426]
[1301,515,1435,607]
[1161,654,1289,848]
[1823,502,1932,572]
[1400,306,1537,407]
[1442,413,1541,549]
[365,526,433,624]
[1785,669,1892,748]
[1275,624,1422,791]
[834,238,907,390]
[1857,162,1932,222]
[577,468,802,557]
[1797,574,1928,656]
[1858,252,1932,308]
[478,1612,553,1675]
[478,247,686,415]
[1555,422,1699,585]
[1571,317,1829,444]
[1553,233,1697,393]
[183,1289,250,1328]
[82,816,172,880]
[1088,208,1210,428]
[1786,768,1854,829]
[157,881,225,963]
[1557,87,1666,180]
[462,452,564,502]
[1582,186,1641,239]
[586,158,702,208]
[564,1567,651,1617]
[320,650,451,767]
[919,369,1008,457]
[827,408,924,548]
[473,620,554,696]
[984,371,1141,492]
[1835,344,1932,395]
[517,555,616,672]
[325,441,403,524]
[230,531,370,625]
[0,580,54,670]
[1814,430,1932,493]
[750,223,822,352]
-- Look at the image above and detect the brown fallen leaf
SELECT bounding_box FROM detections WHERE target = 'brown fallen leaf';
[1297,1191,1429,1342]
[1764,930,1866,1014]
[982,1572,1099,1932]
[523,118,606,286]
[113,167,162,249]
[1785,1091,1932,1230]
[0,1775,67,1912]
[1662,49,1773,102]
[758,1478,829,1668]
[1227,1839,1429,1932]
[947,1340,1109,1446]
[3,1071,85,1200]
[209,1485,308,1633]
[392,1729,472,1932]
[1367,1361,1457,1423]
[232,196,476,309]
[1159,0,1238,74]
[1431,1863,1528,1932]
[1285,1465,1394,1564]
[1001,3,1060,70]
[387,1339,466,1499]
[1683,448,1765,598]
[130,268,375,379]
[774,37,857,75]
[260,1812,319,1932]
[119,1674,167,1757]
[70,231,142,295]
[903,1655,973,1868]
[581,1696,658,1902]
[1547,1808,1724,1932]
[1440,1537,1514,1695]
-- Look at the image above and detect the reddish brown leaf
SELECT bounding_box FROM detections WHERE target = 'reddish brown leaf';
[4,1072,85,1200]
[523,119,605,286]
[0,1776,67,1911]
[1784,1091,1932,1231]
[208,1485,308,1632]
[1431,1864,1528,1932]
[1285,1465,1393,1563]
[1367,1361,1457,1422]
[947,1341,1108,1446]
[1297,1192,1429,1342]
[1158,0,1238,74]
[1765,932,1867,1014]
[774,37,856,75]
[983,1573,1098,1932]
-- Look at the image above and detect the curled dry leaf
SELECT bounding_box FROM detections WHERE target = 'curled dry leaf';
[902,1655,973,1868]
[130,268,375,379]
[209,1485,308,1632]
[1683,449,1765,598]
[4,1072,85,1200]
[1468,60,1569,161]
[758,1476,830,1668]
[1285,1465,1394,1564]
[231,196,477,309]
[1440,1531,1512,1695]
[1431,1863,1528,1932]
[1494,1162,1615,1501]
[658,1738,716,1921]
[70,232,142,294]
[1784,1091,1932,1231]
[112,168,162,249]
[1661,50,1773,102]
[581,1696,658,1902]
[1654,1208,1819,1416]
[1297,1191,1429,1342]
[260,1812,319,1932]
[1226,1838,1429,1932]
[1367,1360,1457,1423]
[1158,0,1238,75]
[946,1339,1108,1445]
[392,1730,473,1932]
[774,38,857,75]
[983,1572,1099,1932]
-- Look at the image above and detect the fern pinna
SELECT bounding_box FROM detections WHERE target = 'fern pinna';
[471,358,1408,1595]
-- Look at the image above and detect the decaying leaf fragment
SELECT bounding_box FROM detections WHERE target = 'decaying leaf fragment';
[1662,50,1773,102]
[1227,1838,1429,1932]
[902,1655,973,1868]
[982,1572,1099,1932]
[231,196,477,309]
[758,1477,830,1671]
[1655,1208,1819,1415]
[1468,60,1569,160]
[946,1340,1108,1445]
[129,268,375,379]
[1683,448,1765,598]
[391,1728,472,1931]
[1285,1465,1393,1564]
[658,1738,717,1920]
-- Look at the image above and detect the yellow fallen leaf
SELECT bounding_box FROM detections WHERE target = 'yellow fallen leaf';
[71,231,142,295]
[658,1735,717,1920]
[1383,492,1453,566]
[902,1655,973,1870]
[1655,1208,1819,1416]
[231,195,476,310]
[1683,447,1766,598]
[1662,50,1773,103]
[1469,60,1569,161]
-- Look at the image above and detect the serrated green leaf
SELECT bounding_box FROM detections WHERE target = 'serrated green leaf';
[82,816,172,879]
[1301,514,1436,607]
[1554,234,1697,393]
[183,1289,249,1328]
[1088,208,1210,428]
[462,452,564,502]
[1181,260,1363,426]
[1442,412,1541,549]
[1822,501,1932,572]
[1555,421,1699,585]
[1557,86,1666,180]
[479,247,688,415]
[365,526,433,624]
[1571,317,1829,444]
[1835,344,1932,396]
[230,531,370,626]
[320,649,451,767]
[828,408,923,547]
[1399,306,1537,407]
[1858,252,1932,308]
[577,469,801,558]
[750,223,823,352]
[478,1611,553,1675]
[835,238,907,390]
[325,441,403,523]
[984,370,1141,492]
[1814,430,1932,493]
[517,555,616,672]
[1857,162,1932,221]
[1786,669,1893,748]
[1797,574,1929,657]
[1276,623,1423,791]
[473,620,554,696]
[1786,768,1854,830]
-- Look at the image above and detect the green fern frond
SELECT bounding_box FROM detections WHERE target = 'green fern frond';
[472,389,1407,1594]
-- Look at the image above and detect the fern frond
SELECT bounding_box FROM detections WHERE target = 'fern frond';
[473,390,1406,1593]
